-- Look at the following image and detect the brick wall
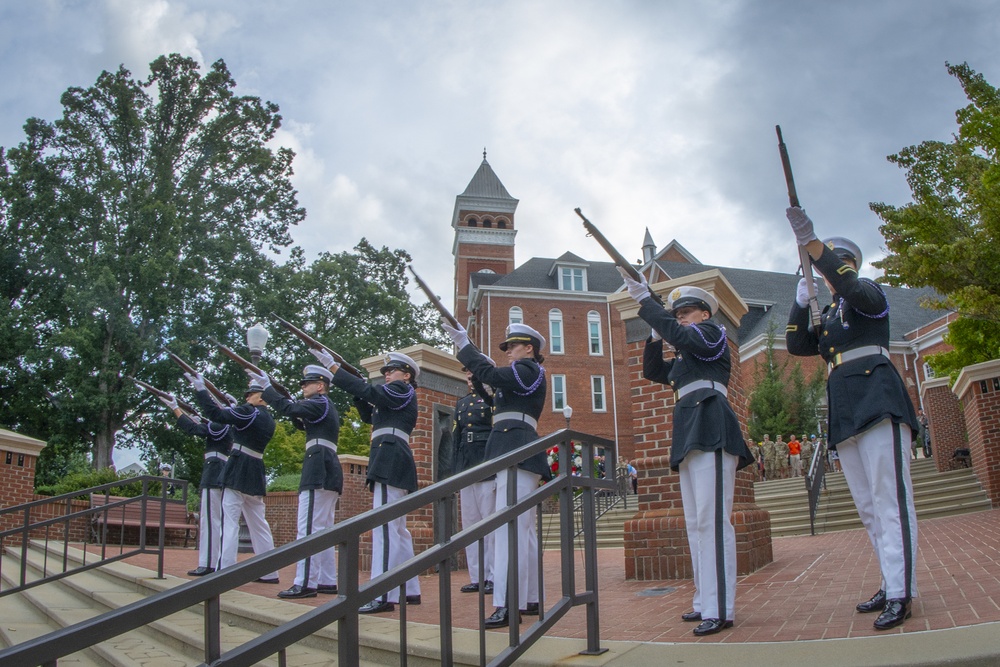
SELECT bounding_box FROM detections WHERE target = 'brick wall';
[953,360,1000,506]
[921,377,967,472]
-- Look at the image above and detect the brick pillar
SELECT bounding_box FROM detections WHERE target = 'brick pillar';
[920,377,968,472]
[0,428,47,545]
[952,359,1000,506]
[610,270,772,581]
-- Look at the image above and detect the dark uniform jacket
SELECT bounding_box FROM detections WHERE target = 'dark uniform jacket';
[176,415,232,489]
[786,245,918,446]
[452,386,494,475]
[331,368,418,493]
[196,391,276,497]
[262,386,344,494]
[639,300,754,472]
[457,346,552,481]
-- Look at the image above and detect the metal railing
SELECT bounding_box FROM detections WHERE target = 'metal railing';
[0,476,190,596]
[567,464,629,542]
[0,429,614,667]
[804,440,828,536]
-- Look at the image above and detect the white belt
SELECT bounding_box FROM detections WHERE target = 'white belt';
[829,345,889,369]
[307,438,338,453]
[371,427,410,444]
[204,451,229,462]
[676,380,728,400]
[232,445,263,459]
[493,412,538,429]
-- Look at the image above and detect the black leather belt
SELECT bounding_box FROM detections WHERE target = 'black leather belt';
[465,431,490,443]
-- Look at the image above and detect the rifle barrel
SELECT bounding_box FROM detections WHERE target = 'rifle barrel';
[575,208,664,306]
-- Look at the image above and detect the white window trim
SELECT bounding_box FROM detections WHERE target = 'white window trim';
[549,309,564,355]
[591,375,607,412]
[509,306,523,325]
[552,374,567,411]
[558,266,588,292]
[587,311,603,356]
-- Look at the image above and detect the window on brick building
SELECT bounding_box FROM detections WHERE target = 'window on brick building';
[552,374,566,410]
[591,376,606,412]
[549,309,564,354]
[923,362,935,380]
[559,267,586,291]
[483,218,493,228]
[587,310,603,355]
[497,219,508,228]
[468,217,478,227]
[509,306,522,325]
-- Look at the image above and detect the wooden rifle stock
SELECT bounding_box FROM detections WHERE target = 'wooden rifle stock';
[130,377,203,422]
[575,208,664,306]
[209,338,294,400]
[162,348,236,407]
[269,312,366,379]
[776,126,822,328]
[408,265,461,328]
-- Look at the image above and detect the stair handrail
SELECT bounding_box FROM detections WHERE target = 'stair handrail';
[804,439,828,536]
[0,429,615,667]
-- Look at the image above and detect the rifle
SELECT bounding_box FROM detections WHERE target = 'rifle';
[209,338,294,400]
[776,125,821,328]
[408,265,461,328]
[162,348,236,407]
[269,312,366,380]
[129,377,203,423]
[575,208,664,306]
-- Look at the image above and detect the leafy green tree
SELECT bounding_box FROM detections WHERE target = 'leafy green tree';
[337,405,372,457]
[873,62,1000,378]
[0,54,303,469]
[748,326,825,442]
[263,420,306,477]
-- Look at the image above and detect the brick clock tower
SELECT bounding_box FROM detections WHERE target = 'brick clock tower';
[452,152,518,330]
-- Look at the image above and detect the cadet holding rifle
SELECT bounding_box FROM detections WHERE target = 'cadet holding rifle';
[310,347,422,614]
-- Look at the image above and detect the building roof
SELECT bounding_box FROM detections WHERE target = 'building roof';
[461,158,515,201]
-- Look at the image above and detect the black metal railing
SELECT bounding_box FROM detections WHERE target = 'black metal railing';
[0,476,190,596]
[0,429,614,667]
[804,440,828,536]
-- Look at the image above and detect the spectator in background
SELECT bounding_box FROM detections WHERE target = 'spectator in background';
[787,435,802,477]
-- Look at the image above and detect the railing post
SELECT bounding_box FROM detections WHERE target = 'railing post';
[578,439,607,656]
[338,538,360,666]
[19,505,30,588]
[435,493,455,666]
[157,478,168,578]
[204,595,221,663]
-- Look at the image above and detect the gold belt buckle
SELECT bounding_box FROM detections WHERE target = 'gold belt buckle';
[832,352,843,367]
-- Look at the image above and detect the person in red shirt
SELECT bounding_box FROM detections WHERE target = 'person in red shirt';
[787,435,802,477]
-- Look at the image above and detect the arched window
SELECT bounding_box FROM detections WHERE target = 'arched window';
[483,218,493,228]
[587,310,603,355]
[509,306,523,325]
[549,309,564,354]
[497,219,508,229]
[467,217,478,227]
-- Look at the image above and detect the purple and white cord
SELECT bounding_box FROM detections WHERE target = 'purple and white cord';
[512,361,545,395]
[689,324,728,362]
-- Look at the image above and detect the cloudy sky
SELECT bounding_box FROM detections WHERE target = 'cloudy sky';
[2,1,997,285]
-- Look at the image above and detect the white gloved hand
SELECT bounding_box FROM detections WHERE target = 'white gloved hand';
[184,372,206,392]
[795,277,819,308]
[616,266,651,303]
[650,328,662,342]
[309,348,336,369]
[157,394,179,411]
[223,392,238,406]
[244,368,271,389]
[786,207,819,246]
[441,319,470,349]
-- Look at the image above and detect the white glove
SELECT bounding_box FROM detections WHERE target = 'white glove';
[650,328,662,342]
[184,372,206,392]
[245,368,271,389]
[795,277,819,308]
[223,392,238,406]
[616,266,651,303]
[480,352,497,367]
[786,207,819,246]
[157,394,179,411]
[441,319,470,349]
[309,348,336,369]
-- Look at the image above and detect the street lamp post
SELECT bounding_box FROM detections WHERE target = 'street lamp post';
[246,323,269,365]
[562,405,573,429]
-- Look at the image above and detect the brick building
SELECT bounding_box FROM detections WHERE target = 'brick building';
[451,155,951,463]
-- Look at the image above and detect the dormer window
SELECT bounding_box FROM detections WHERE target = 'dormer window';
[559,266,586,291]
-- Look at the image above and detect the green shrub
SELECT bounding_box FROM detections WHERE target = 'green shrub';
[35,468,170,500]
[267,473,301,492]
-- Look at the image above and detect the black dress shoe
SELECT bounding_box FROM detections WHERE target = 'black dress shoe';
[873,598,911,630]
[187,566,215,576]
[277,585,317,599]
[483,580,494,594]
[692,618,733,636]
[484,606,510,628]
[460,582,481,593]
[856,588,887,613]
[359,599,395,614]
[254,577,280,584]
[681,610,702,622]
[520,602,539,616]
[317,584,338,594]
[405,595,421,605]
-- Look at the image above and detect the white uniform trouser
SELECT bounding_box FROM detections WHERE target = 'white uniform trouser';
[836,419,918,600]
[198,487,223,569]
[679,449,737,621]
[790,454,802,477]
[460,479,496,585]
[371,483,420,603]
[219,488,278,580]
[492,468,540,609]
[295,489,339,589]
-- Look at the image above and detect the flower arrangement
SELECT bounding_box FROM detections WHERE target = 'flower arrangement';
[547,442,584,476]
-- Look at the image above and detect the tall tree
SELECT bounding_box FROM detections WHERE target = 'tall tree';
[747,325,825,442]
[0,54,303,468]
[873,62,1000,378]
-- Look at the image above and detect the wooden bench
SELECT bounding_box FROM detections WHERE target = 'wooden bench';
[90,494,197,547]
